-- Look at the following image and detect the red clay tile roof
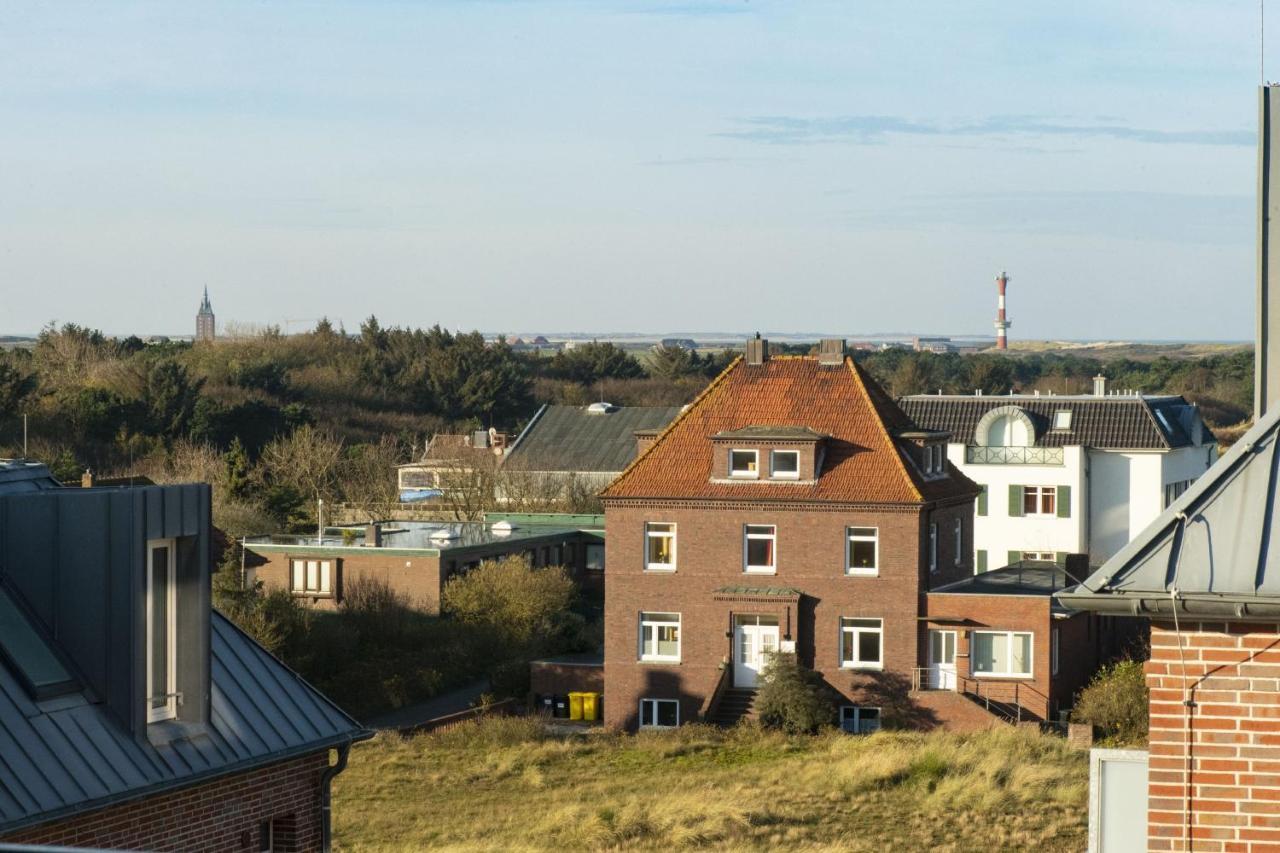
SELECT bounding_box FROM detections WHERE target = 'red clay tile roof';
[600,355,979,505]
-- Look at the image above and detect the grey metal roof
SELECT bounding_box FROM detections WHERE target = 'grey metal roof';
[0,462,60,495]
[1057,405,1280,620]
[898,395,1211,450]
[504,404,682,473]
[932,563,1076,597]
[0,613,366,833]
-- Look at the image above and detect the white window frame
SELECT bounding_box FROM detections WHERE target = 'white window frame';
[839,705,881,734]
[770,449,800,479]
[1053,410,1073,430]
[146,538,178,723]
[929,523,938,573]
[1023,486,1057,516]
[953,518,963,567]
[839,617,883,670]
[644,522,677,571]
[639,612,681,662]
[845,526,879,576]
[971,630,1034,678]
[743,524,777,574]
[639,697,680,729]
[729,448,759,478]
[290,559,333,595]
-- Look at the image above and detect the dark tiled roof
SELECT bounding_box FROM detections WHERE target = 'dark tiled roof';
[602,357,978,505]
[898,395,1212,450]
[504,405,682,473]
[714,586,803,598]
[1058,406,1280,620]
[0,462,60,495]
[0,614,367,832]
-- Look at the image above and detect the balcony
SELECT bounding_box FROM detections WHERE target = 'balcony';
[965,445,1064,466]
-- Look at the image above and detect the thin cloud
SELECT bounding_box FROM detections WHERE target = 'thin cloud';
[718,114,1252,147]
[624,1,755,15]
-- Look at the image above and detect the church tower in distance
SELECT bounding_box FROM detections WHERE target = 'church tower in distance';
[196,287,216,342]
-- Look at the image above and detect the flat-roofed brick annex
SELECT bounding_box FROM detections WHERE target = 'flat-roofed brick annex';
[600,355,978,505]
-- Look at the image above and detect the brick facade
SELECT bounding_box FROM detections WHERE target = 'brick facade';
[1146,622,1280,852]
[603,498,973,730]
[247,532,603,615]
[3,752,332,853]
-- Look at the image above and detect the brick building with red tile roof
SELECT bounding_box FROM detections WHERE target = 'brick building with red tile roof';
[598,338,998,731]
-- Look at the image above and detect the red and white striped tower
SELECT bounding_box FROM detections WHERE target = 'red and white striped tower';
[994,271,1011,350]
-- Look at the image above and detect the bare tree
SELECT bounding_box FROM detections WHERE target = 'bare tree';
[260,425,345,520]
[339,436,409,522]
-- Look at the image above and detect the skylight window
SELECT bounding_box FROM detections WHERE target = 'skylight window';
[1053,411,1073,430]
[0,587,77,701]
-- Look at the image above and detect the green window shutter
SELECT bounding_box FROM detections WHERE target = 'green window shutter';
[1057,485,1072,518]
[977,486,988,517]
[1008,485,1024,517]
[976,550,988,573]
[1007,550,1021,567]
[1054,552,1068,567]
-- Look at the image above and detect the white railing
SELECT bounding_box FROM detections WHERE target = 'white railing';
[965,446,1065,465]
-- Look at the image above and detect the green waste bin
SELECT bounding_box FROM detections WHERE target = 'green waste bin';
[581,692,598,722]
[568,691,584,721]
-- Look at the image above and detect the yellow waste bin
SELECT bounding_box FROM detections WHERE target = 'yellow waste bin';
[568,692,584,721]
[581,692,598,722]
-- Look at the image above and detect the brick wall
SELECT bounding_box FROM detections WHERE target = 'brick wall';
[531,660,605,698]
[603,499,973,730]
[3,752,332,853]
[1147,621,1280,852]
[249,550,446,613]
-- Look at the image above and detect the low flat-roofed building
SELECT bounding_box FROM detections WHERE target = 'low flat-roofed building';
[244,513,606,613]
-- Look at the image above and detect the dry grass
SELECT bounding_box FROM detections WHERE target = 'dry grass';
[332,718,1088,851]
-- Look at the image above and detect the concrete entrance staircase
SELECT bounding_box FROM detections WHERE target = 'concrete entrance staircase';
[708,688,758,726]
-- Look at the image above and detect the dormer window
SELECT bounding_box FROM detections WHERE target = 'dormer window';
[770,450,799,479]
[920,443,947,478]
[146,539,178,723]
[729,449,759,478]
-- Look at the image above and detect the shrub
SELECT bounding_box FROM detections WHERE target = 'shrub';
[755,652,835,734]
[442,555,579,656]
[1071,659,1149,746]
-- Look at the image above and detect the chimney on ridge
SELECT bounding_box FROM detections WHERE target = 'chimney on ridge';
[817,338,847,366]
[1093,374,1108,397]
[746,333,769,366]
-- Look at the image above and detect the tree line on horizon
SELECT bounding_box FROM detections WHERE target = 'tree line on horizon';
[0,320,1254,537]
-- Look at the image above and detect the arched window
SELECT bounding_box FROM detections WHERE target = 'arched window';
[974,406,1035,447]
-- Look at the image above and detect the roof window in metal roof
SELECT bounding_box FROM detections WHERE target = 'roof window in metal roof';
[0,587,78,700]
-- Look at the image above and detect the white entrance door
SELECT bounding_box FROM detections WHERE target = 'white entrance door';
[929,629,957,690]
[734,619,780,688]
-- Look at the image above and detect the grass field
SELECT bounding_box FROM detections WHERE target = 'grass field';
[332,718,1089,851]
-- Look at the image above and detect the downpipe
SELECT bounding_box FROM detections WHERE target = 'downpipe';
[320,740,353,853]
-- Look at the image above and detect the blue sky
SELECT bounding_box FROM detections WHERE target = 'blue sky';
[0,1,1265,340]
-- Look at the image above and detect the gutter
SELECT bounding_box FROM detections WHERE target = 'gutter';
[0,730,372,837]
[1054,589,1280,621]
[319,739,354,853]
